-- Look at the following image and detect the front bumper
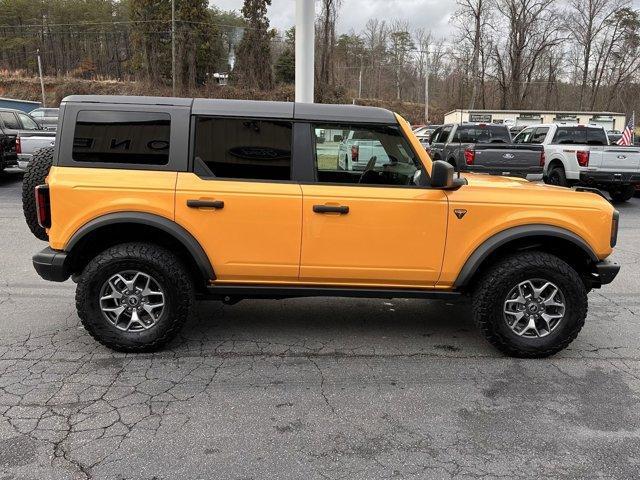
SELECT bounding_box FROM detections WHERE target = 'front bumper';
[580,171,640,185]
[592,260,620,286]
[33,247,70,282]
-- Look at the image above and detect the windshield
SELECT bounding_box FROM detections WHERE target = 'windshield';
[455,125,511,144]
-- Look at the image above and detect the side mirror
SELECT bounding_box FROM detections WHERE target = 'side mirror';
[430,160,455,188]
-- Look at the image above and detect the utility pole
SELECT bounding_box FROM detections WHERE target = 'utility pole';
[171,0,176,96]
[36,49,46,108]
[358,58,363,100]
[424,52,429,124]
[295,0,315,103]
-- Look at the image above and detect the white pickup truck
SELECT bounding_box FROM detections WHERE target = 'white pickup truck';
[529,124,640,202]
[16,134,55,169]
[337,130,389,171]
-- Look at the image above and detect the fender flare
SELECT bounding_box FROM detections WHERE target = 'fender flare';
[453,224,598,288]
[65,212,215,281]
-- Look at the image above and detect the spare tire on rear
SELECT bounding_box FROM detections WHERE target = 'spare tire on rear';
[22,146,54,241]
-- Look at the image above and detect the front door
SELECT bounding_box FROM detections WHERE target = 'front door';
[300,123,448,288]
[175,116,302,283]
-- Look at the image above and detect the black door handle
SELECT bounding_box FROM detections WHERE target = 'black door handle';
[187,199,224,209]
[313,204,349,214]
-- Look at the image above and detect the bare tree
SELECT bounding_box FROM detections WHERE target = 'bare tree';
[316,0,341,98]
[491,0,566,108]
[568,0,625,109]
[454,0,492,109]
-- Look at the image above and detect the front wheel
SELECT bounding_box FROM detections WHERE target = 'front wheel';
[472,251,587,358]
[76,242,195,352]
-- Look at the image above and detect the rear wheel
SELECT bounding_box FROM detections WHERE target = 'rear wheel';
[609,185,635,203]
[22,146,54,241]
[472,251,587,358]
[76,242,195,352]
[545,165,568,187]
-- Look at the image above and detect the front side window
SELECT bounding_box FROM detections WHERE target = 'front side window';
[313,124,422,186]
[18,113,39,130]
[0,112,20,129]
[194,117,292,181]
[73,111,171,165]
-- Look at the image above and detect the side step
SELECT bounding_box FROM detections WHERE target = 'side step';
[204,284,462,303]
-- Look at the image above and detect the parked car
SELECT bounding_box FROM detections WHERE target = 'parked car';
[413,125,442,148]
[23,95,620,358]
[607,133,623,145]
[428,123,544,178]
[29,107,59,131]
[337,129,389,170]
[528,124,640,202]
[0,124,18,174]
[16,134,55,169]
[0,108,56,139]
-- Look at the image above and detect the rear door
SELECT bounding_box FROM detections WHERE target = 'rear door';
[175,116,303,283]
[299,122,448,287]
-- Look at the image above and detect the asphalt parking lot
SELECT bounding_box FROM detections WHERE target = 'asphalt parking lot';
[0,169,639,479]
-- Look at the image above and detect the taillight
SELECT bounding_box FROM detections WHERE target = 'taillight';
[464,148,475,165]
[15,137,21,154]
[576,150,590,167]
[540,151,546,167]
[351,145,359,162]
[35,185,51,229]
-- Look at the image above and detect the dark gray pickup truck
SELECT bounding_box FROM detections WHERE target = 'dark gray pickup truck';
[427,123,545,177]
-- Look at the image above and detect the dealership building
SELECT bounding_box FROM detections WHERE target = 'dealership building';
[444,109,627,132]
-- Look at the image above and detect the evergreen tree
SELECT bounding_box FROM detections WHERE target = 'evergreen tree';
[275,27,295,84]
[234,0,274,89]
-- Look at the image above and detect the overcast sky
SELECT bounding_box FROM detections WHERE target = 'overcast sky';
[212,0,460,39]
[212,0,640,39]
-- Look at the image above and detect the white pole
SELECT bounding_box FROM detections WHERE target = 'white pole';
[37,49,46,108]
[171,0,176,96]
[295,0,315,103]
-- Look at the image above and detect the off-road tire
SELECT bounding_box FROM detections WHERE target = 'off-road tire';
[609,185,635,203]
[22,146,54,241]
[545,165,568,187]
[76,242,195,352]
[472,251,588,358]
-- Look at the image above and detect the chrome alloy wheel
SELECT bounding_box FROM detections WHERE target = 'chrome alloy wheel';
[99,271,165,332]
[503,279,566,338]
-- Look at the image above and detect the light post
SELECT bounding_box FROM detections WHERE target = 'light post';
[295,0,315,103]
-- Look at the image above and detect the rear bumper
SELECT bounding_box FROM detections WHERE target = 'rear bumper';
[580,171,640,185]
[592,260,620,286]
[33,247,70,282]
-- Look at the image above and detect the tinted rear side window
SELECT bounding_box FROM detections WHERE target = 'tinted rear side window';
[455,125,511,143]
[73,111,171,165]
[552,127,607,145]
[194,117,292,181]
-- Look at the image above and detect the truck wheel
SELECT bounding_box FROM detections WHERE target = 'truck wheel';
[545,166,568,187]
[22,146,54,241]
[76,242,195,353]
[472,251,587,358]
[609,185,635,203]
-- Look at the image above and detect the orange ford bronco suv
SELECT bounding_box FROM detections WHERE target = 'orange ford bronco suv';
[23,95,620,357]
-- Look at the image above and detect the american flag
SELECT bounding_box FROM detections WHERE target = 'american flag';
[617,113,635,146]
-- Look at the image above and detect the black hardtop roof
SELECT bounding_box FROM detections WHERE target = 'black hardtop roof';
[61,95,397,124]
